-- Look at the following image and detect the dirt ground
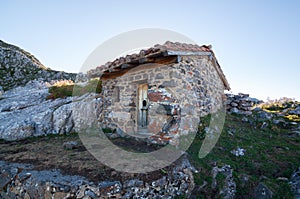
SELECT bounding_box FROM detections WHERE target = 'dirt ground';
[0,133,174,183]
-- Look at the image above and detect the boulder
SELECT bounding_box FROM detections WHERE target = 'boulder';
[253,183,273,199]
[257,111,273,120]
[63,141,78,150]
[230,107,239,114]
[0,86,3,96]
[290,167,300,198]
[231,147,246,157]
[289,106,300,116]
[0,81,101,141]
[211,164,236,198]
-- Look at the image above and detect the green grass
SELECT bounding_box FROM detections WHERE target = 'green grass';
[261,100,298,112]
[48,84,74,99]
[72,78,102,95]
[47,78,102,99]
[102,128,113,134]
[187,113,300,198]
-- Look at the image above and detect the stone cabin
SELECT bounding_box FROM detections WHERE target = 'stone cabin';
[88,41,230,143]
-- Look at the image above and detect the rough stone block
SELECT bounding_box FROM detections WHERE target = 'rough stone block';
[155,73,164,79]
[161,80,177,87]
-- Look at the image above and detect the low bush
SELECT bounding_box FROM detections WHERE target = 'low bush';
[47,78,101,99]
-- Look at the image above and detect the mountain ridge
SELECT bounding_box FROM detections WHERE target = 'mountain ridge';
[0,40,48,70]
[0,39,76,91]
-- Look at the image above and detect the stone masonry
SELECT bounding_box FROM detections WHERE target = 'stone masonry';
[100,52,228,144]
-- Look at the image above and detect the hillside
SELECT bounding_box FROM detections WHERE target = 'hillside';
[189,96,300,198]
[0,40,76,91]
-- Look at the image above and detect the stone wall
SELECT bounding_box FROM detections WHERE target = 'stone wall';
[101,55,225,143]
[225,93,263,115]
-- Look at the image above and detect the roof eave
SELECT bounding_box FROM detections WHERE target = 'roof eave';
[166,50,212,56]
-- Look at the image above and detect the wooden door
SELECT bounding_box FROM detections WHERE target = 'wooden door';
[138,84,148,127]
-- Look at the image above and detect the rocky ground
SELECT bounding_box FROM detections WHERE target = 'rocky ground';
[0,140,196,199]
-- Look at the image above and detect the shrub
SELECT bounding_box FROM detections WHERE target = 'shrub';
[48,84,74,99]
[73,78,102,96]
[47,78,102,99]
[261,98,298,112]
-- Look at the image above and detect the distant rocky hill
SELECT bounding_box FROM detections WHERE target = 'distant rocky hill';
[0,40,97,140]
[0,40,76,91]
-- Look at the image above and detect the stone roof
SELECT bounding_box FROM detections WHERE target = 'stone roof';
[87,41,230,90]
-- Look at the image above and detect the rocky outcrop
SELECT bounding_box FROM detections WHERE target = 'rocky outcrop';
[290,167,300,198]
[0,80,101,141]
[253,183,273,199]
[0,156,196,199]
[211,164,236,199]
[0,40,76,91]
[289,106,300,116]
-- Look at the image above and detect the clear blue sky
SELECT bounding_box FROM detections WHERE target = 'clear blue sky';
[1,0,299,101]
